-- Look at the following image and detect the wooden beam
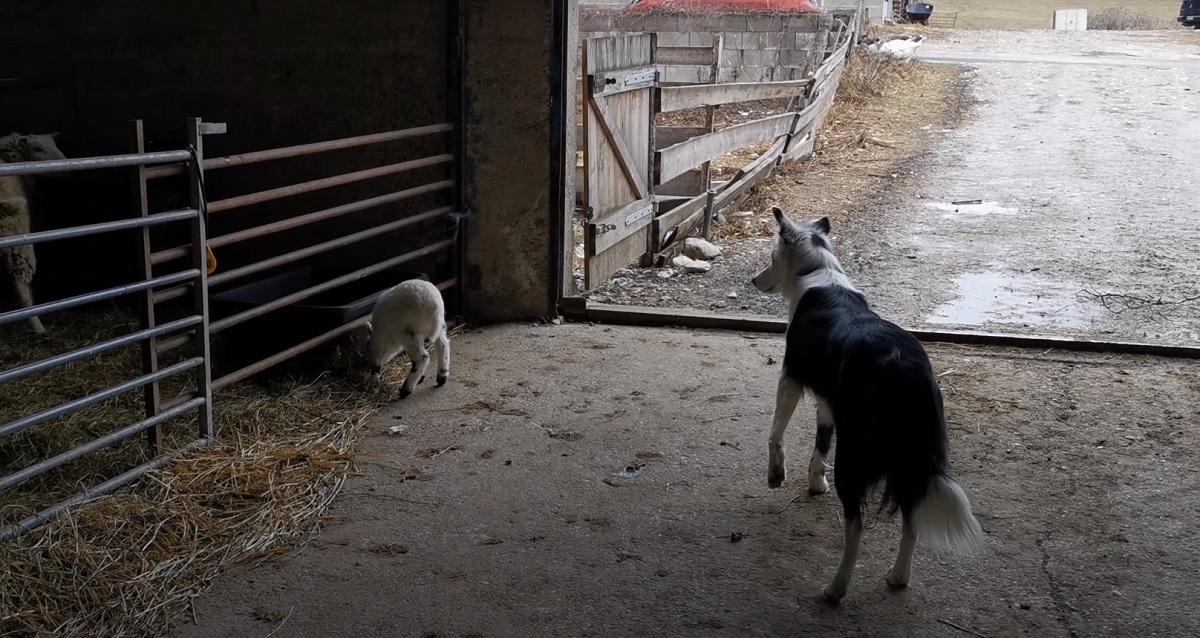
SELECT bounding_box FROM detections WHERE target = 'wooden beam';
[655,168,707,197]
[712,136,787,213]
[588,95,649,200]
[651,190,709,252]
[656,46,716,66]
[655,126,710,150]
[656,112,796,184]
[659,79,813,113]
[589,197,654,254]
[575,303,1200,360]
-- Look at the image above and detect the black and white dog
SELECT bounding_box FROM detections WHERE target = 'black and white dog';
[752,207,984,604]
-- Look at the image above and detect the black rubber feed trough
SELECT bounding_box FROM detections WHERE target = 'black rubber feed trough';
[905,2,934,23]
[210,266,429,378]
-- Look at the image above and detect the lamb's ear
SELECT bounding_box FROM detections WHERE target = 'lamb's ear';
[365,321,373,334]
[48,131,60,139]
[807,216,831,236]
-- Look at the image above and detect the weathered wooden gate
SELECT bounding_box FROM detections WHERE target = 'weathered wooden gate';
[581,34,657,289]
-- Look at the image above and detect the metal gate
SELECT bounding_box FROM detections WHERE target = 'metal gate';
[0,116,462,539]
[0,146,213,540]
[581,34,658,289]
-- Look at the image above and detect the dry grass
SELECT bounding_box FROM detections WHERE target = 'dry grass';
[710,52,968,243]
[0,305,436,637]
[1089,7,1176,30]
[916,0,1181,30]
[837,48,911,105]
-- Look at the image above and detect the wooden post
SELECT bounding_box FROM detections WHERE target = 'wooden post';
[130,120,162,454]
[700,33,724,193]
[701,188,716,240]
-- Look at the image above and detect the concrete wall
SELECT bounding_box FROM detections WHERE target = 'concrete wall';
[1,0,451,307]
[581,10,837,82]
[462,0,572,321]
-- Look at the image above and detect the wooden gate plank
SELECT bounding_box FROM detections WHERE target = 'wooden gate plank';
[659,79,813,113]
[655,112,797,185]
[583,33,656,290]
[589,96,649,199]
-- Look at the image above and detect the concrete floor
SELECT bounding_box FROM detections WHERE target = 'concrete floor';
[173,323,1200,638]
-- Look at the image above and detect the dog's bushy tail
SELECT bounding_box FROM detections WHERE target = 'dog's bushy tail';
[912,475,985,553]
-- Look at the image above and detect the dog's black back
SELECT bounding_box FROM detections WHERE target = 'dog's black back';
[782,284,950,519]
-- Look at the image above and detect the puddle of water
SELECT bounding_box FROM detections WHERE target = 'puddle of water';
[927,271,1092,328]
[925,201,1018,218]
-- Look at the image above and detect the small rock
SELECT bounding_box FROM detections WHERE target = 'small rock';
[671,255,712,273]
[387,425,408,436]
[731,211,754,219]
[726,291,738,299]
[730,531,744,543]
[574,244,585,259]
[657,269,674,279]
[683,237,723,261]
[656,569,670,577]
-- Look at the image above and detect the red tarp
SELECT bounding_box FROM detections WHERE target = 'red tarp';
[627,0,820,12]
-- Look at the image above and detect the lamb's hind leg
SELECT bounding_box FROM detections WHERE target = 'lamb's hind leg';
[768,375,803,489]
[433,331,450,386]
[397,332,429,399]
[13,276,44,334]
[807,398,834,495]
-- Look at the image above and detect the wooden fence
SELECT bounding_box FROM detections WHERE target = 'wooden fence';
[577,7,863,287]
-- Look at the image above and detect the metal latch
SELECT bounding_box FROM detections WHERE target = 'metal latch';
[624,70,657,86]
[594,223,617,235]
[624,205,653,227]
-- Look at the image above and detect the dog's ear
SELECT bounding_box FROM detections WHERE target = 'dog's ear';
[773,207,800,244]
[771,206,786,225]
[807,216,831,236]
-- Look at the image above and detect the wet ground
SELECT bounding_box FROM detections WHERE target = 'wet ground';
[859,29,1200,344]
[595,30,1200,345]
[171,323,1200,637]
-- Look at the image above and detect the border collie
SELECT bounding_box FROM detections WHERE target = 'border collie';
[751,207,984,604]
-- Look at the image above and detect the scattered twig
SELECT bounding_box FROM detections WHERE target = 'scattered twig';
[703,414,739,424]
[428,443,459,460]
[937,618,990,638]
[1078,288,1200,314]
[776,493,806,514]
[263,605,294,638]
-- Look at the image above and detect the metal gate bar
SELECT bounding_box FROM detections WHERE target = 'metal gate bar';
[0,145,213,541]
[141,120,460,413]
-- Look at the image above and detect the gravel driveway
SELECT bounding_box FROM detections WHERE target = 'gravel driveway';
[597,29,1200,345]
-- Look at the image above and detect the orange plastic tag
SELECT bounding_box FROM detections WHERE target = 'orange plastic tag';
[205,245,217,275]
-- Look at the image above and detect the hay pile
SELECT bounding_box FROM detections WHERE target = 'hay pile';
[0,305,418,637]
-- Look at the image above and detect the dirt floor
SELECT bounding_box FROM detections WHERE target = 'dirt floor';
[593,29,1200,347]
[171,322,1200,637]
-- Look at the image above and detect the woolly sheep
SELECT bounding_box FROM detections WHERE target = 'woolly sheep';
[0,169,42,333]
[0,131,67,335]
[365,278,450,399]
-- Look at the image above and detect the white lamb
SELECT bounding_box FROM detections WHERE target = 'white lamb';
[365,278,450,399]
